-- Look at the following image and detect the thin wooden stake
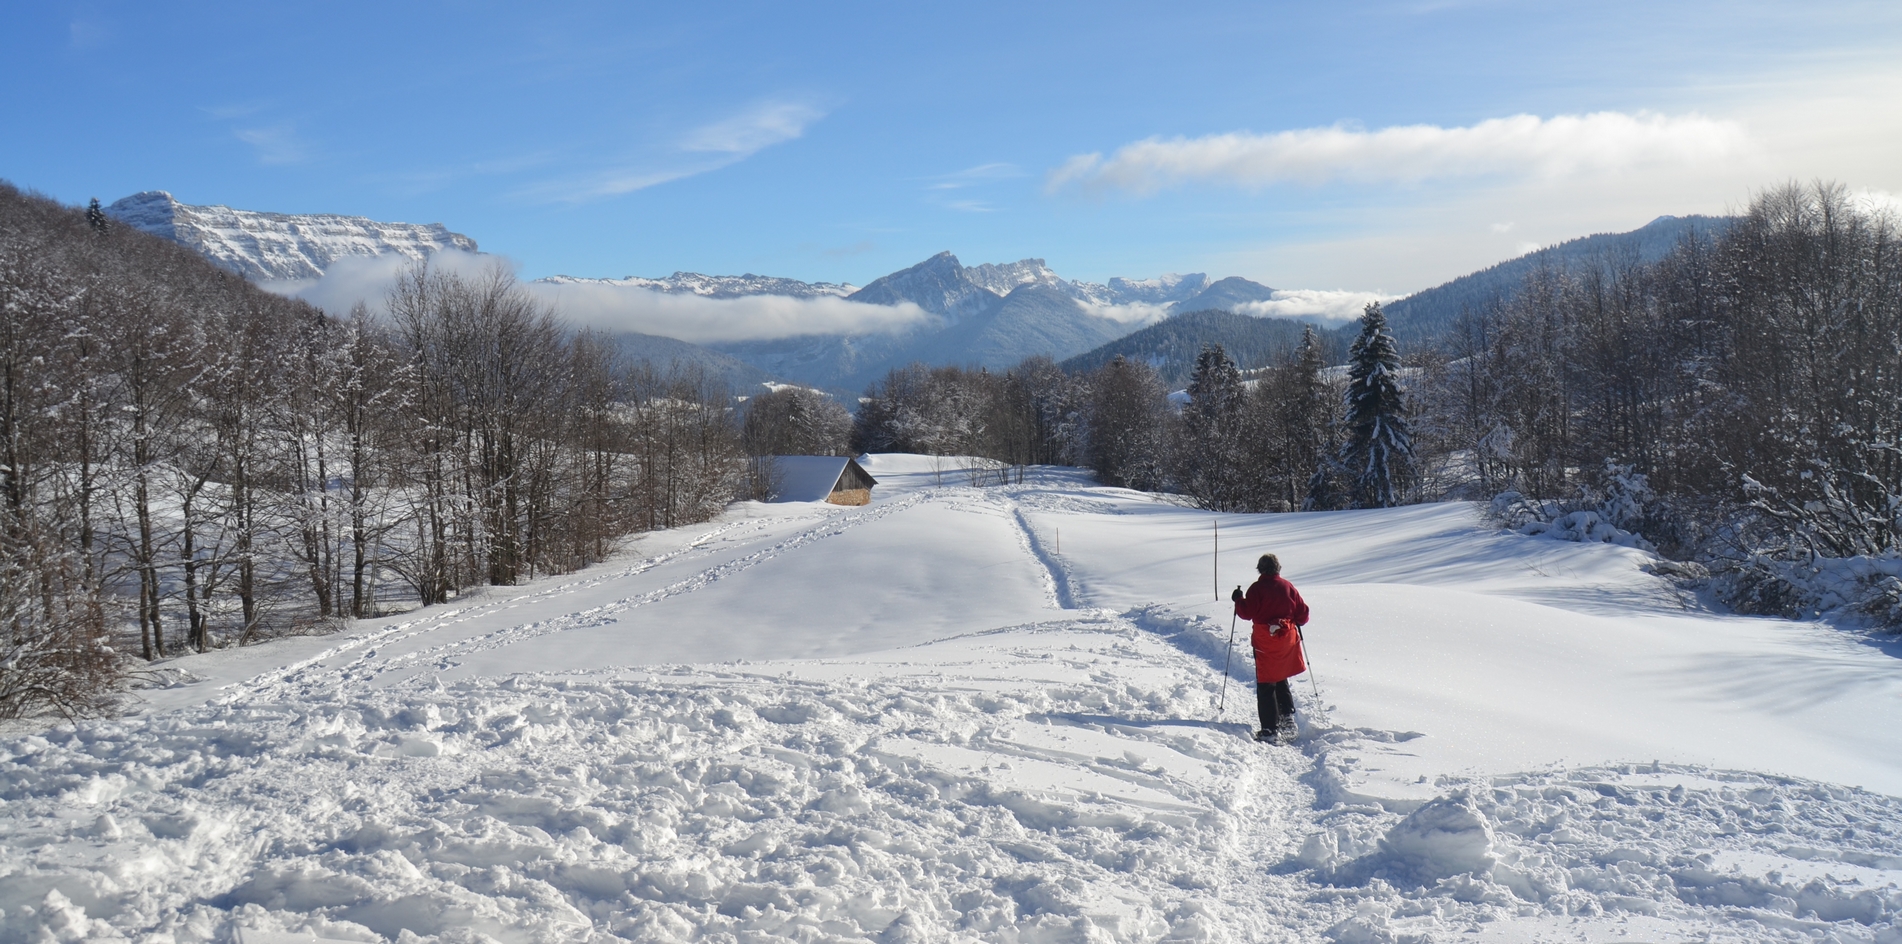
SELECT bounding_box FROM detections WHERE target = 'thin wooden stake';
[1213,520,1219,601]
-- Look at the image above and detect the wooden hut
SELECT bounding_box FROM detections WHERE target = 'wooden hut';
[771,456,879,505]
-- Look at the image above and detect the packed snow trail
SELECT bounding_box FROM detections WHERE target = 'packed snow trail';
[1,455,1898,942]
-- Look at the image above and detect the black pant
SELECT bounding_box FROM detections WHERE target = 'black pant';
[1257,680,1295,732]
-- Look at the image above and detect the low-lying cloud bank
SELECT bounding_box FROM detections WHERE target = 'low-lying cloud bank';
[1237,289,1404,324]
[1079,300,1173,327]
[264,250,932,344]
[1050,111,1749,194]
[263,250,1398,340]
[540,279,930,343]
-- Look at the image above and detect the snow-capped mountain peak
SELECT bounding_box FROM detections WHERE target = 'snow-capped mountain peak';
[845,251,1003,321]
[965,258,1064,297]
[105,191,477,283]
[538,271,857,299]
[1105,272,1213,304]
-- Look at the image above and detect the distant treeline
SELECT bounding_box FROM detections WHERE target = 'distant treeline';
[0,183,746,717]
[848,312,1402,512]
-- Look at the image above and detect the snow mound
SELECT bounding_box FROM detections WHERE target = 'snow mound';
[1372,793,1498,886]
[1492,491,1656,550]
[1518,509,1655,549]
[1724,553,1902,628]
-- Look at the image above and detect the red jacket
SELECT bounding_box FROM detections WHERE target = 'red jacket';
[1234,574,1310,683]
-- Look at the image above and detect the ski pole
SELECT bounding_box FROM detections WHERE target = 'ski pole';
[1214,594,1239,720]
[1295,626,1322,703]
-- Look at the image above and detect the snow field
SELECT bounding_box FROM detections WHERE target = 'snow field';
[1,454,1899,942]
[0,618,1323,942]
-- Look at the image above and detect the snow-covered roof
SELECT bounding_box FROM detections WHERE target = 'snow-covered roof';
[771,456,864,502]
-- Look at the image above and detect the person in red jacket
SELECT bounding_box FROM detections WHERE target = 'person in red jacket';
[1230,553,1311,742]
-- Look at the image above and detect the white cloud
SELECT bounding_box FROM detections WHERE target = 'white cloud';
[1078,301,1173,327]
[267,250,929,344]
[1234,289,1403,324]
[259,252,422,315]
[537,281,928,343]
[1049,111,1750,194]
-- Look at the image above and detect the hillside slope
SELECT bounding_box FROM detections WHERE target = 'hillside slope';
[1385,214,1730,345]
[1062,309,1345,385]
[4,458,1896,942]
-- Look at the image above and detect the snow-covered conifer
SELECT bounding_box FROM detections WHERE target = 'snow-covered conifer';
[1338,302,1414,508]
[1175,344,1249,510]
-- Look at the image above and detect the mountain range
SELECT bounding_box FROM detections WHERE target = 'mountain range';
[540,271,857,299]
[105,191,1730,395]
[697,252,1289,391]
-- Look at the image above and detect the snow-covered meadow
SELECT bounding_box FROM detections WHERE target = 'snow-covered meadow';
[2,455,1899,943]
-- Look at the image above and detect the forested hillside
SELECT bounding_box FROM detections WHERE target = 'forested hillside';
[1383,214,1729,346]
[1060,309,1346,387]
[0,183,748,716]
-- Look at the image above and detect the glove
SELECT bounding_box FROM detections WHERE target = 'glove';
[1230,586,1244,603]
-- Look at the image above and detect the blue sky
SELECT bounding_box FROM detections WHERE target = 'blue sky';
[6,1,1900,294]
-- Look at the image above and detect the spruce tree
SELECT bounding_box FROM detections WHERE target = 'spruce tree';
[1177,344,1247,509]
[1289,325,1343,511]
[1338,302,1413,508]
[86,197,108,233]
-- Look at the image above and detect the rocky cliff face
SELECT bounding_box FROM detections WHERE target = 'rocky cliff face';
[106,191,477,282]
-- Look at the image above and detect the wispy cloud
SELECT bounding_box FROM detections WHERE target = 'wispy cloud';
[68,17,111,49]
[522,99,827,203]
[368,151,559,197]
[234,123,311,165]
[680,101,824,154]
[1048,111,1750,195]
[925,162,1024,191]
[200,102,270,120]
[821,240,877,259]
[943,200,996,213]
[921,161,1023,213]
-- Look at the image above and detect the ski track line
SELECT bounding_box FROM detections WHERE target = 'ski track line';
[202,514,784,706]
[989,488,1080,611]
[991,485,1334,930]
[234,490,948,703]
